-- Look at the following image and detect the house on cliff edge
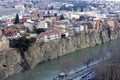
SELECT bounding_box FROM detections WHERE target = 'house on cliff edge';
[38,29,62,42]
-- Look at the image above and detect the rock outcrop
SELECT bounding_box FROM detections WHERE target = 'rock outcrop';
[0,29,120,80]
[0,49,22,80]
[25,30,117,68]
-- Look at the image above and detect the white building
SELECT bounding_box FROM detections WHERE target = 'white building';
[40,30,61,42]
[73,25,85,33]
[65,12,80,19]
[24,22,34,32]
[36,21,48,29]
[95,13,107,19]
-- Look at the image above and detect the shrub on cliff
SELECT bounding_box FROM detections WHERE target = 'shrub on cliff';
[12,36,36,70]
[29,37,36,43]
[35,28,46,34]
[11,37,36,52]
[13,37,32,52]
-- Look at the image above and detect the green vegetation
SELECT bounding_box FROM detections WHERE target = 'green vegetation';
[12,37,36,70]
[37,14,40,17]
[54,13,57,17]
[35,28,46,34]
[14,14,20,24]
[13,37,35,52]
[79,16,85,21]
[60,14,65,20]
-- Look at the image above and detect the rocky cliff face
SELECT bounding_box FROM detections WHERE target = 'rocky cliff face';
[24,29,119,68]
[1,29,120,80]
[0,49,22,80]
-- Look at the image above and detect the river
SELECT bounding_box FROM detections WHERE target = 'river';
[6,38,120,80]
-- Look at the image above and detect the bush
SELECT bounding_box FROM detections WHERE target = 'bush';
[29,37,36,43]
[12,36,34,52]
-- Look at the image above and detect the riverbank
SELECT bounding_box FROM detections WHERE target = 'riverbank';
[1,29,120,80]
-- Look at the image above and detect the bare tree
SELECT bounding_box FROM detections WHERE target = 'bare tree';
[95,49,120,80]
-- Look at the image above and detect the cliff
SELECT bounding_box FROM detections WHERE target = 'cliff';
[1,29,120,80]
[25,29,119,68]
[0,49,22,80]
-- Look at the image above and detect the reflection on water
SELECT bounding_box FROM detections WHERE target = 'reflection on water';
[7,39,119,80]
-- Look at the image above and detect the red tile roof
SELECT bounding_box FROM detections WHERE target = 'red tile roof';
[52,21,63,25]
[4,29,19,36]
[40,29,61,36]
